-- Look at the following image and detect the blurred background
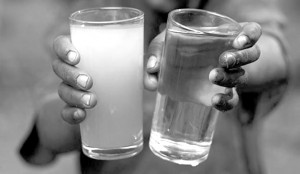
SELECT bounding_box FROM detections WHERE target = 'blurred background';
[261,0,300,174]
[0,0,80,173]
[0,0,299,173]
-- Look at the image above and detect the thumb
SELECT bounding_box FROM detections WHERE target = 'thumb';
[147,30,166,61]
[146,30,166,73]
[144,31,166,91]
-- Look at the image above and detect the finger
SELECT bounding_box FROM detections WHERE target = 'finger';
[144,72,158,91]
[212,88,239,111]
[209,68,247,88]
[58,83,97,109]
[145,31,165,73]
[146,55,160,74]
[53,35,80,65]
[61,106,86,124]
[147,30,165,62]
[145,31,165,91]
[233,22,262,49]
[219,45,260,68]
[52,59,93,90]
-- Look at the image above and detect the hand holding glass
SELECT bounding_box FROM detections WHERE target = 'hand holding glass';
[69,7,144,160]
[149,9,241,166]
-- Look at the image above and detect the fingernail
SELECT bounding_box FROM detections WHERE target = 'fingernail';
[81,94,91,106]
[73,110,82,120]
[212,95,221,105]
[77,74,89,89]
[216,72,225,82]
[67,51,78,63]
[236,35,249,48]
[210,69,224,82]
[212,95,230,112]
[149,75,158,84]
[147,56,157,70]
[224,53,236,68]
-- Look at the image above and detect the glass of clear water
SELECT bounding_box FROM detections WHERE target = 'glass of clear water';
[149,9,241,166]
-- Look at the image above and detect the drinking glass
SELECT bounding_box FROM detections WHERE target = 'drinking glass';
[70,7,144,160]
[149,9,241,166]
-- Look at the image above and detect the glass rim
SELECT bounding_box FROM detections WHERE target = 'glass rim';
[169,9,241,36]
[69,7,144,25]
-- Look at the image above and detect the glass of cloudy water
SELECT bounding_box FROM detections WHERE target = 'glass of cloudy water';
[70,7,144,160]
[149,9,241,166]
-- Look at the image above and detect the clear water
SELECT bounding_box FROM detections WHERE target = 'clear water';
[149,93,219,166]
[149,28,232,166]
[82,139,143,160]
[150,131,210,167]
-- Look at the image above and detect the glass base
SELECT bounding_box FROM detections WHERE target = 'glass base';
[82,142,143,160]
[149,134,210,166]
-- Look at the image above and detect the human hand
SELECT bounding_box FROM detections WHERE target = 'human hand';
[52,35,97,124]
[144,22,261,111]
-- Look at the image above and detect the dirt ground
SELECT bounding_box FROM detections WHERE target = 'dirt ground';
[0,0,300,174]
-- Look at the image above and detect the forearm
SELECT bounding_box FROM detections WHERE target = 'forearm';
[36,94,81,152]
[20,94,81,165]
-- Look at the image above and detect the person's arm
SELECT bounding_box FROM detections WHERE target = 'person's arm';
[19,93,81,165]
[203,2,289,173]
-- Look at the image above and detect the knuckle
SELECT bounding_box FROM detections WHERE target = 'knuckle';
[53,36,61,48]
[61,109,69,122]
[148,33,164,58]
[148,42,163,56]
[248,22,261,33]
[58,84,66,101]
[238,76,247,87]
[254,45,261,59]
[53,36,65,50]
[242,50,250,61]
[54,35,71,56]
[55,63,77,85]
[51,59,60,72]
[69,90,79,104]
[59,83,77,105]
[253,22,262,35]
[64,68,76,84]
[54,35,63,44]
[244,22,262,44]
[239,47,260,64]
